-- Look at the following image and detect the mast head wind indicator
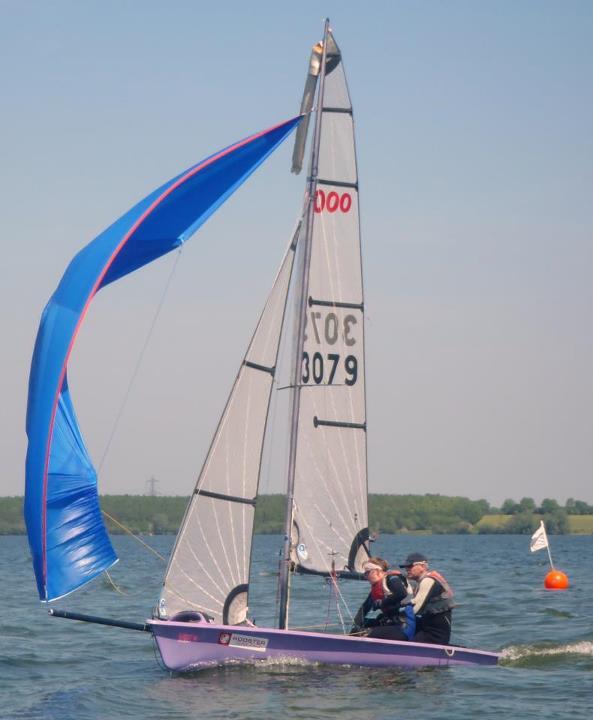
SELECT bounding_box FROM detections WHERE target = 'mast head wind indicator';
[291,30,341,175]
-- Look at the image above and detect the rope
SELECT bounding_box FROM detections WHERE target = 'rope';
[322,566,348,634]
[332,574,347,633]
[324,573,335,630]
[102,510,167,563]
[95,251,181,580]
[288,623,367,636]
[290,622,345,630]
[293,506,357,627]
[97,248,182,472]
[104,569,125,595]
[274,548,283,623]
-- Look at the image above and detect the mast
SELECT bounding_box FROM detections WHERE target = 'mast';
[289,28,369,578]
[278,18,330,630]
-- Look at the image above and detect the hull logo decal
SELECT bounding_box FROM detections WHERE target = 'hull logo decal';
[177,632,199,643]
[219,631,268,652]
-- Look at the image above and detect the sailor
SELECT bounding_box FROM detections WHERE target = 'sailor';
[351,557,415,641]
[400,552,454,645]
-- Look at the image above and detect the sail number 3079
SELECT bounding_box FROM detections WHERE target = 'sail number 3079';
[302,311,359,386]
[302,352,358,386]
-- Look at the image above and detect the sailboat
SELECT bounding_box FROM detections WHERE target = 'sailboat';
[25,21,500,670]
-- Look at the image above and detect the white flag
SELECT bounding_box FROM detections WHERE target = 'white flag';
[530,520,548,553]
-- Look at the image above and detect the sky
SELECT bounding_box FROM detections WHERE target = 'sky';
[1,1,592,505]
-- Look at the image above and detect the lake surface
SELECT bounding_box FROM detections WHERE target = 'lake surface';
[1,533,592,719]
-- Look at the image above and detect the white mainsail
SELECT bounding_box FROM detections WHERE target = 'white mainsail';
[158,238,297,624]
[160,29,368,630]
[290,35,369,576]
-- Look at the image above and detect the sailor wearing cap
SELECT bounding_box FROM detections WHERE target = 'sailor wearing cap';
[350,557,415,641]
[399,553,454,645]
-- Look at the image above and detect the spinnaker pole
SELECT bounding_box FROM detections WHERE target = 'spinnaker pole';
[278,18,330,630]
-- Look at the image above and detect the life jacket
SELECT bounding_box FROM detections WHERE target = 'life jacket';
[368,571,415,636]
[370,570,405,602]
[420,569,455,615]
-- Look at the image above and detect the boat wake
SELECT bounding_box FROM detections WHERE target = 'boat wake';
[500,640,593,667]
[182,655,322,677]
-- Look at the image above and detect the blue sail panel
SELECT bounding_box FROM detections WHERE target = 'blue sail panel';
[46,379,117,600]
[25,116,301,601]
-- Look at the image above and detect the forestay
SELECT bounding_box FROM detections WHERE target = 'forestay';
[291,36,370,576]
[158,239,297,624]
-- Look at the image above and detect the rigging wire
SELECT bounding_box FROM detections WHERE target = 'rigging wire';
[97,249,183,566]
[294,506,357,627]
[274,548,284,625]
[331,573,347,633]
[323,573,334,631]
[322,566,349,634]
[97,248,183,473]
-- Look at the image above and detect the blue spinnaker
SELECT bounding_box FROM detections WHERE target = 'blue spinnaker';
[25,116,301,601]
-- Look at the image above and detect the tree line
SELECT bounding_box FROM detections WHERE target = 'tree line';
[2,494,592,536]
[499,497,593,515]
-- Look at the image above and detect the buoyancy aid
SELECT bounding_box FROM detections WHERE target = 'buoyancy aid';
[419,569,455,615]
[370,570,405,603]
[367,571,415,637]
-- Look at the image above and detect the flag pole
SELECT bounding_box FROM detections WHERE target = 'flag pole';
[532,519,568,589]
[530,519,554,569]
[544,526,555,569]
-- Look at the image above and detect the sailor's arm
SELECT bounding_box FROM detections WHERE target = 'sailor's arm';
[411,576,436,614]
[380,575,409,613]
[352,592,374,628]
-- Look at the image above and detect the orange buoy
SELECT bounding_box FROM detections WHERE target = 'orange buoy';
[544,569,569,590]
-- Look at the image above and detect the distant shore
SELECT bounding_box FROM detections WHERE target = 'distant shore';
[2,494,592,536]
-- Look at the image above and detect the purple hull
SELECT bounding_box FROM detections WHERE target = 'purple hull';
[149,619,500,672]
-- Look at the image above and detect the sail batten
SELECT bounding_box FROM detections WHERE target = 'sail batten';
[309,297,363,310]
[195,490,257,506]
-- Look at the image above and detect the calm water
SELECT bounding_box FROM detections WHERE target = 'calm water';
[1,533,592,719]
